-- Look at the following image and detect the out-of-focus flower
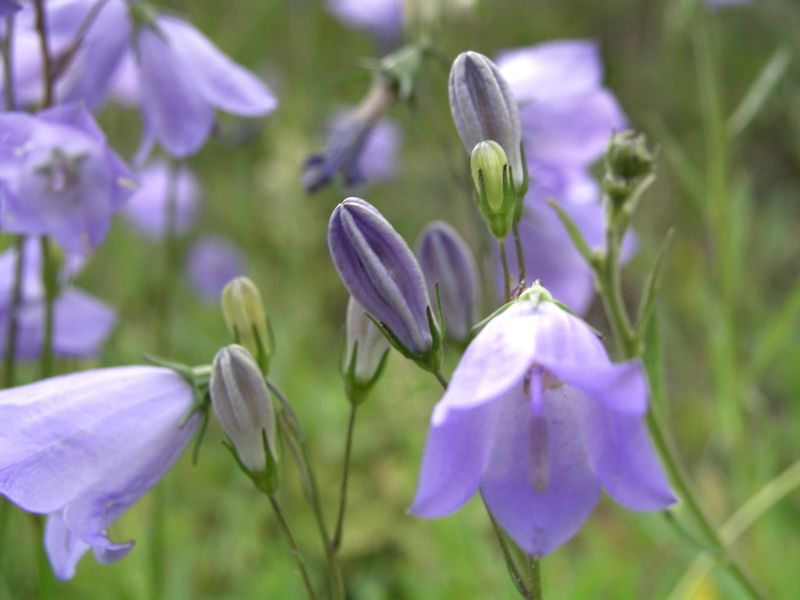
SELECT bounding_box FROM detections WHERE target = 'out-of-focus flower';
[491,40,630,313]
[303,76,397,193]
[343,296,390,402]
[0,0,20,17]
[705,0,750,7]
[210,345,277,480]
[187,235,246,300]
[327,0,404,40]
[2,0,277,157]
[328,197,440,365]
[122,161,202,241]
[410,287,674,556]
[0,239,116,360]
[0,103,135,254]
[417,221,480,344]
[0,366,199,579]
[449,51,524,190]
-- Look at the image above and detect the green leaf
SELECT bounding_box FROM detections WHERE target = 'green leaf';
[728,46,792,138]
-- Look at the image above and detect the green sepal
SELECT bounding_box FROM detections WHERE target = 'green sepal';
[367,306,443,374]
[379,43,427,102]
[342,341,390,406]
[221,429,281,495]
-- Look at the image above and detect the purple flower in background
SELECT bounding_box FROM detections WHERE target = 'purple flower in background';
[0,366,199,579]
[187,235,246,300]
[304,77,397,192]
[0,0,20,17]
[0,239,116,360]
[3,0,277,157]
[122,161,202,241]
[490,40,630,313]
[327,0,404,40]
[328,197,437,358]
[706,0,750,7]
[410,290,674,556]
[0,103,135,254]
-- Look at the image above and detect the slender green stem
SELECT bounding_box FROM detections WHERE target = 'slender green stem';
[4,237,26,388]
[667,458,800,600]
[331,404,357,552]
[266,380,345,600]
[498,241,511,302]
[433,370,449,389]
[512,223,526,288]
[481,494,529,598]
[597,215,763,599]
[39,237,57,379]
[528,557,542,600]
[148,485,166,598]
[268,494,318,600]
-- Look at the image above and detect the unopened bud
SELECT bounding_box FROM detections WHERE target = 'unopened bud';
[221,277,272,374]
[210,345,278,491]
[606,130,654,181]
[328,197,443,372]
[470,141,516,240]
[343,297,390,404]
[449,51,526,191]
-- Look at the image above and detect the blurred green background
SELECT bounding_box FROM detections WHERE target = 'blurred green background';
[2,0,800,598]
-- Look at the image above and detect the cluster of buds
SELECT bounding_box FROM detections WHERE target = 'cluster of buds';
[602,130,655,214]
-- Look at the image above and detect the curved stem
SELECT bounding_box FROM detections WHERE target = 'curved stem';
[268,494,318,600]
[512,223,526,289]
[33,0,54,107]
[266,380,345,600]
[331,404,357,552]
[598,220,763,599]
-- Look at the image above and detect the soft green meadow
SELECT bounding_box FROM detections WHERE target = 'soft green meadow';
[1,0,799,598]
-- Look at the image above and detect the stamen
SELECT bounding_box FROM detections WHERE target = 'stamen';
[526,366,549,492]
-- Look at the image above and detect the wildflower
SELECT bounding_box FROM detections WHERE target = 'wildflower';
[220,277,272,372]
[342,296,390,403]
[449,51,525,191]
[122,161,202,241]
[210,345,278,488]
[0,0,19,16]
[186,235,247,300]
[0,366,200,579]
[303,76,397,192]
[328,197,441,369]
[410,287,674,556]
[416,221,480,344]
[0,103,135,254]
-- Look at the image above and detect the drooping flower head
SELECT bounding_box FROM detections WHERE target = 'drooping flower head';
[187,235,247,300]
[411,284,674,556]
[0,366,200,579]
[303,76,398,193]
[416,221,480,344]
[328,197,441,370]
[122,161,202,241]
[0,104,134,254]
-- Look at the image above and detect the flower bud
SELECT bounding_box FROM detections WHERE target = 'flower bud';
[328,197,442,372]
[470,141,517,239]
[343,297,390,404]
[606,130,654,181]
[221,277,272,373]
[210,345,278,491]
[417,221,480,344]
[449,51,525,192]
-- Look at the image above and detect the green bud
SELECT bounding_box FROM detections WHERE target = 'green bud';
[606,130,654,182]
[221,277,272,374]
[470,140,517,240]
